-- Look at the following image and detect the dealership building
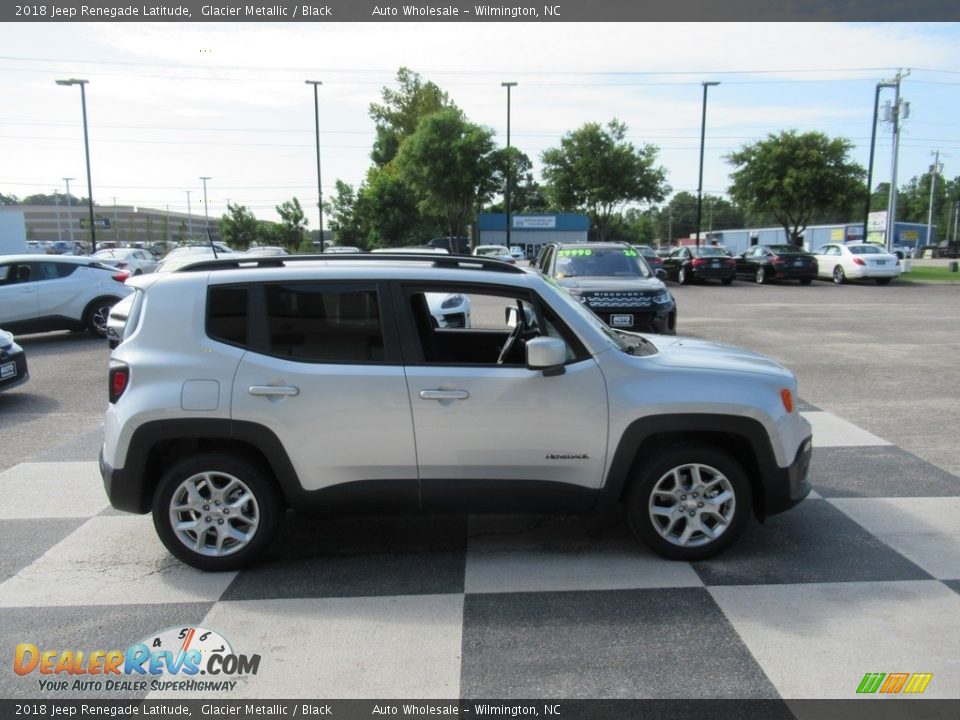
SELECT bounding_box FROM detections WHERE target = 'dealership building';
[477,213,589,257]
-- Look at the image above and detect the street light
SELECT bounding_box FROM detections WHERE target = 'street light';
[200,176,212,247]
[56,79,97,253]
[305,80,325,253]
[63,177,75,246]
[695,81,720,248]
[502,82,517,249]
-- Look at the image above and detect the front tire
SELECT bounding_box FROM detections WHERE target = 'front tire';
[625,444,751,560]
[152,453,281,571]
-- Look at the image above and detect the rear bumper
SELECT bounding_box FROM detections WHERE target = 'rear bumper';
[100,447,148,514]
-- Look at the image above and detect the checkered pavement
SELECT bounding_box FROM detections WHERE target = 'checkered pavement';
[1,406,958,702]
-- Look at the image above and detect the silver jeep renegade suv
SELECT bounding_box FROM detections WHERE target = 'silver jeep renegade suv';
[101,254,813,571]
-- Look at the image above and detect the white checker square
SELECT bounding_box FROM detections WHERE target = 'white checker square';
[148,595,464,699]
[0,462,109,518]
[710,580,960,698]
[0,516,237,607]
[829,497,960,580]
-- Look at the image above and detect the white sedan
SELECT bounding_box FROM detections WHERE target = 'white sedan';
[811,243,901,285]
[92,248,159,275]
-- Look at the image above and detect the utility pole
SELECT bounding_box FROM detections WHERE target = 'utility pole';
[185,190,193,239]
[926,151,942,251]
[113,196,120,244]
[883,69,909,253]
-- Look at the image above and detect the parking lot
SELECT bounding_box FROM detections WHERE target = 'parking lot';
[1,274,959,707]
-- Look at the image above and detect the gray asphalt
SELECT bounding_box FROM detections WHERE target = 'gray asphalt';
[2,271,958,480]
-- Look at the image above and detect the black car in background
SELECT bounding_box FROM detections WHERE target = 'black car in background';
[535,242,677,334]
[0,329,28,392]
[662,245,736,285]
[735,244,818,285]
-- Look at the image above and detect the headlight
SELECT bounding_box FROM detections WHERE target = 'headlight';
[441,294,465,309]
[653,291,673,305]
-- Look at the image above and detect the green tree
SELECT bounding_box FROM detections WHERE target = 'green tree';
[369,67,456,167]
[357,166,442,248]
[327,180,364,248]
[275,198,309,251]
[395,108,497,238]
[0,191,19,205]
[219,203,260,250]
[541,119,669,242]
[727,130,865,245]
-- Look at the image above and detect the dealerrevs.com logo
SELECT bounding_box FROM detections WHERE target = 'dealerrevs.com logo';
[14,626,260,693]
[856,672,933,695]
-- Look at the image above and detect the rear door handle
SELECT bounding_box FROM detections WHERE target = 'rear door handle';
[249,385,300,397]
[419,389,469,401]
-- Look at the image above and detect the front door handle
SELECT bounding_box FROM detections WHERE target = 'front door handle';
[249,385,300,397]
[419,389,469,401]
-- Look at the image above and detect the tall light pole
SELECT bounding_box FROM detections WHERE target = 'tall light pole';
[200,176,212,240]
[53,190,63,242]
[56,79,97,253]
[502,82,517,250]
[695,81,720,248]
[863,80,895,242]
[63,177,75,246]
[305,80,325,252]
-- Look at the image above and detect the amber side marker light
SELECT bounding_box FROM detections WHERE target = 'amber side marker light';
[781,388,794,413]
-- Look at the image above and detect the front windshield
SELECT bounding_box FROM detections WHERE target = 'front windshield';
[539,274,658,356]
[554,247,652,279]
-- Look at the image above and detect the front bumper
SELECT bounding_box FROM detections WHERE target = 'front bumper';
[762,435,813,517]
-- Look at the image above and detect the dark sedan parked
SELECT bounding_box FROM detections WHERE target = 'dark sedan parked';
[735,245,818,285]
[0,329,28,392]
[662,246,736,285]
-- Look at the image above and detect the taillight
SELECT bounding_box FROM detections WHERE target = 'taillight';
[113,272,130,283]
[691,258,707,267]
[772,257,785,265]
[109,364,129,403]
[852,257,866,266]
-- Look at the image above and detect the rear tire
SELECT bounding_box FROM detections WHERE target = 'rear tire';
[721,277,734,286]
[833,266,846,285]
[625,444,751,560]
[83,297,119,338]
[875,278,892,285]
[678,266,690,285]
[152,453,281,571]
[799,278,813,286]
[755,267,766,284]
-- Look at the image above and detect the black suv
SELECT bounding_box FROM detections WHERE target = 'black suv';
[535,242,677,334]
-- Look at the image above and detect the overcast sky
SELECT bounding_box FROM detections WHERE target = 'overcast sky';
[1,21,958,226]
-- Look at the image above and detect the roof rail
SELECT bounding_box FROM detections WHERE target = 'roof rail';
[175,253,527,274]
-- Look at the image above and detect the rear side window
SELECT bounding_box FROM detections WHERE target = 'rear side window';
[263,283,383,363]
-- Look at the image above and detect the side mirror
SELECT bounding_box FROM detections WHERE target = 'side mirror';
[526,337,567,376]
[655,268,667,281]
